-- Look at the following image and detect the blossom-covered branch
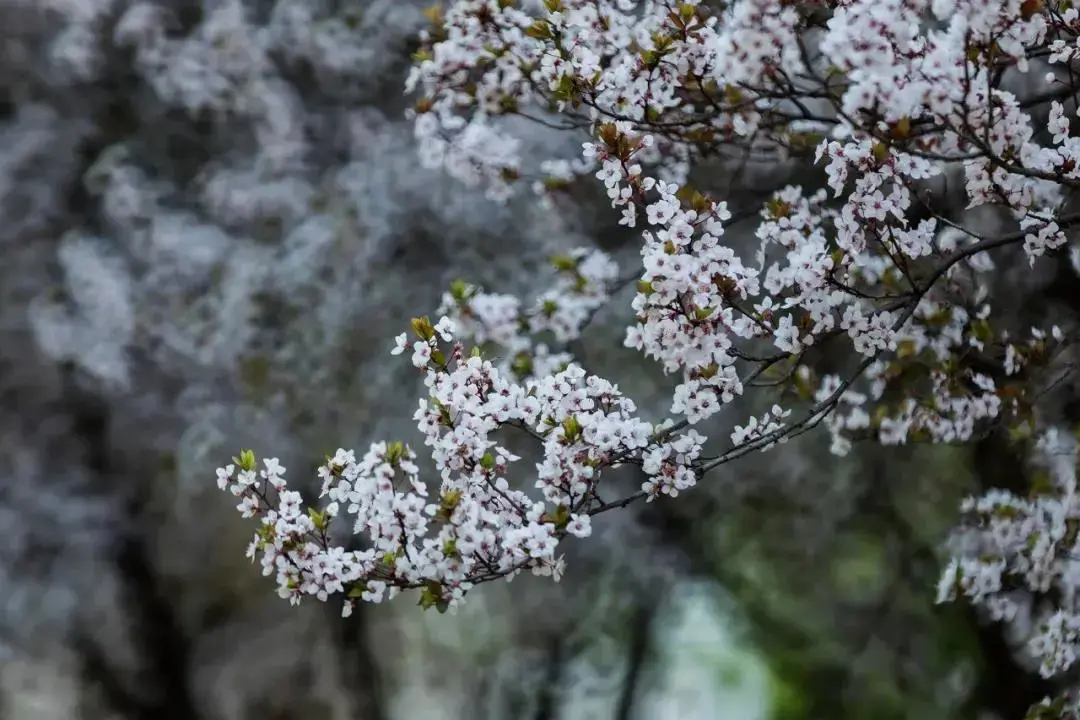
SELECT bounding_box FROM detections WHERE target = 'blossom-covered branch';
[214,1,1080,715]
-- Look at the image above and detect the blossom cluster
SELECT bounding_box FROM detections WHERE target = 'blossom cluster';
[404,0,1075,444]
[938,429,1080,683]
[434,246,622,383]
[217,314,707,615]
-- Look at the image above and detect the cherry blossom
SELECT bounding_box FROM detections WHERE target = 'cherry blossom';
[214,1,1080,714]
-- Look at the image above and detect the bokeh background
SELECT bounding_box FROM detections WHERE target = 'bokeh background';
[0,1,1074,718]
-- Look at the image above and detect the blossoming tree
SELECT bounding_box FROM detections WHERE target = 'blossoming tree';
[214,1,1080,715]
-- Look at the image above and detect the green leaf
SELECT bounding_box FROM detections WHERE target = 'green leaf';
[233,449,257,472]
[307,507,327,530]
[449,278,471,302]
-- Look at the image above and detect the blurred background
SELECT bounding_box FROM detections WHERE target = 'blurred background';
[0,0,1071,718]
